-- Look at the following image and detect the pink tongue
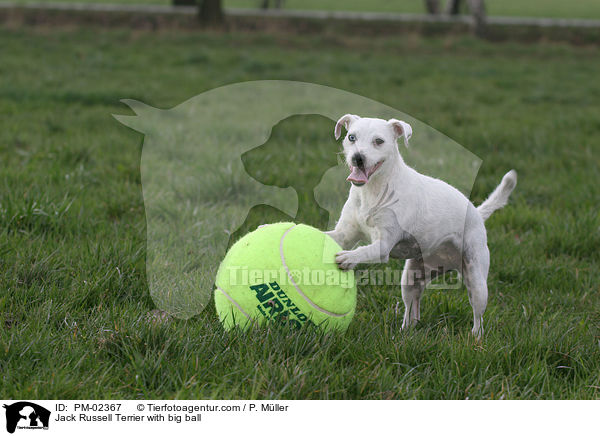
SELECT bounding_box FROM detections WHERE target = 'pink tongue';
[347,166,368,184]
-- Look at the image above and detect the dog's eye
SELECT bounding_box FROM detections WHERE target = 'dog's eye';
[348,134,356,142]
[375,138,384,145]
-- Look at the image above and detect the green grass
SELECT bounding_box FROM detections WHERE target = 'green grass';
[0,26,599,399]
[5,0,600,20]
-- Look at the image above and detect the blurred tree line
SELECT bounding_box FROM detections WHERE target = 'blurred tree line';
[426,0,486,35]
[172,0,224,24]
[173,0,486,35]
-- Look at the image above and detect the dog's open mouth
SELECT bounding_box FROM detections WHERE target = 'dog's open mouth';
[347,160,384,186]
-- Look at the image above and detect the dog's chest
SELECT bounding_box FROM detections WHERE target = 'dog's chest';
[355,213,373,240]
[353,194,385,240]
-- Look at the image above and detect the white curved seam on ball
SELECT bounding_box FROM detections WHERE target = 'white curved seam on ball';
[216,285,252,321]
[279,225,350,318]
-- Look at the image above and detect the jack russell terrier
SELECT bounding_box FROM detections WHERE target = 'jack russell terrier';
[326,114,517,337]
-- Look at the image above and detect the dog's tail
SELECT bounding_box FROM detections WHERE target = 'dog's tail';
[477,170,517,221]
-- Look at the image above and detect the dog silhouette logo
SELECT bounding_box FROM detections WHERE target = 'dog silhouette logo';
[3,402,50,433]
[114,80,482,320]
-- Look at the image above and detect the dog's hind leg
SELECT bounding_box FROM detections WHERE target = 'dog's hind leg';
[462,246,490,339]
[400,258,426,329]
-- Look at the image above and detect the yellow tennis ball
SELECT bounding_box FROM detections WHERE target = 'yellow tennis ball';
[214,222,356,332]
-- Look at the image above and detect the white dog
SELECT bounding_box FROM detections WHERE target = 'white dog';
[326,114,517,337]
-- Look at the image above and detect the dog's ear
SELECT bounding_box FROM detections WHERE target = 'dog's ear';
[388,119,412,147]
[334,114,359,140]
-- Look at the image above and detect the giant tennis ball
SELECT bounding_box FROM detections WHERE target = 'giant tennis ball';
[214,222,356,332]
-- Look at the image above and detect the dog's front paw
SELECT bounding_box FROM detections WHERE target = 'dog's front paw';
[335,250,361,270]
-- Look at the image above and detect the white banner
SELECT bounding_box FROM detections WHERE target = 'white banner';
[0,400,597,435]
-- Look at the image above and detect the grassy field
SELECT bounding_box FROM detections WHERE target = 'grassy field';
[5,0,600,20]
[0,26,599,399]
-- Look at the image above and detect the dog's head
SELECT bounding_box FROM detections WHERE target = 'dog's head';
[334,114,412,187]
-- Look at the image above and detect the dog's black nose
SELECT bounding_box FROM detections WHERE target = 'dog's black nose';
[351,153,365,168]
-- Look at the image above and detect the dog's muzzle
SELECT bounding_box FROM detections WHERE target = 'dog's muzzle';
[347,153,384,186]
